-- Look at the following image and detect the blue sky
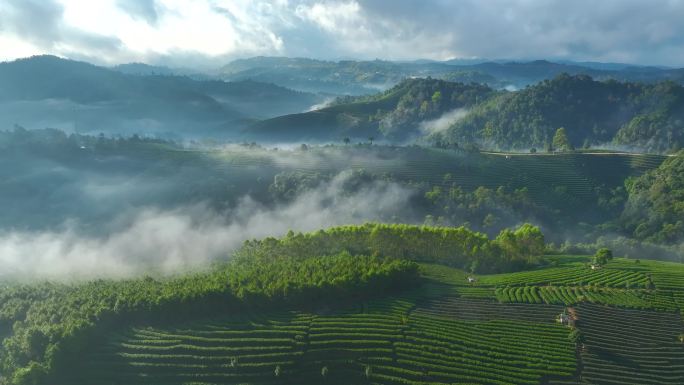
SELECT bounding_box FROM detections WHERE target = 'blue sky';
[1,0,683,67]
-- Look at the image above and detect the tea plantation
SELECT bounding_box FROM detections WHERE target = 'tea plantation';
[56,257,684,385]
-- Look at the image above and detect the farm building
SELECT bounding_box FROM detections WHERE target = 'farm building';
[558,309,576,327]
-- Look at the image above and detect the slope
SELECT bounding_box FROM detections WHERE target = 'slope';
[245,78,494,142]
[437,74,684,152]
[0,56,322,137]
[55,257,684,385]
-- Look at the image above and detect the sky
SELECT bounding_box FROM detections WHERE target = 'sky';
[1,0,684,68]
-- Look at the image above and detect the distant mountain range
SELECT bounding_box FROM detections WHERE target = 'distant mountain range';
[1,55,682,152]
[0,55,322,138]
[218,56,684,95]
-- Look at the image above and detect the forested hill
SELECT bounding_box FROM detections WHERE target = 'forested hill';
[245,78,495,142]
[435,74,684,153]
[621,151,684,244]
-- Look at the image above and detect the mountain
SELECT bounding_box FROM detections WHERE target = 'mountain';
[245,78,494,142]
[219,56,423,95]
[248,73,684,151]
[0,55,322,138]
[219,57,684,95]
[435,73,684,152]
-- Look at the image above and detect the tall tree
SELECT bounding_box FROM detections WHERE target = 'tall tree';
[552,127,573,152]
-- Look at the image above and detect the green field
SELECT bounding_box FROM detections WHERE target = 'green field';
[56,256,684,385]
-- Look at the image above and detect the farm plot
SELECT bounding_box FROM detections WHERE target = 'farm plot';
[60,296,577,385]
[574,303,684,385]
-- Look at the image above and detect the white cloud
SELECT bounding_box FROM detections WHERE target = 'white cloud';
[295,1,363,33]
[420,108,470,135]
[0,36,43,61]
[1,0,684,66]
[0,171,414,280]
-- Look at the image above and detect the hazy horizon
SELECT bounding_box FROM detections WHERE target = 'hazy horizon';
[2,0,684,68]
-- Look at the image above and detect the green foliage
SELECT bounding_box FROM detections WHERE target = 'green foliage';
[0,250,416,384]
[613,82,684,152]
[621,151,684,244]
[552,127,574,151]
[575,303,684,384]
[58,276,578,385]
[228,252,419,302]
[568,329,585,344]
[594,248,613,265]
[237,223,546,274]
[494,223,546,259]
[8,255,684,384]
[437,74,684,152]
[422,184,552,235]
[253,78,494,141]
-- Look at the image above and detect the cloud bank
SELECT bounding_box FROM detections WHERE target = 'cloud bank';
[1,0,684,66]
[0,171,414,280]
[420,108,469,135]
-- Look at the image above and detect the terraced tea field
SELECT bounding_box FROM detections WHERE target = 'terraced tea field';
[202,147,665,208]
[575,303,684,385]
[58,298,575,385]
[59,257,684,385]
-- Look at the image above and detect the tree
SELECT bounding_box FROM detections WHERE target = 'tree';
[12,361,47,385]
[343,137,350,145]
[593,248,613,267]
[569,329,585,345]
[482,213,498,228]
[431,90,442,105]
[552,127,574,152]
[595,248,613,261]
[368,136,375,145]
[496,223,546,259]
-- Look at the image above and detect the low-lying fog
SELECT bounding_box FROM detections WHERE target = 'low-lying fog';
[0,130,415,280]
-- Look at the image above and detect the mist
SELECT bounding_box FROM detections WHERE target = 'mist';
[306,97,335,112]
[419,108,469,135]
[0,171,414,281]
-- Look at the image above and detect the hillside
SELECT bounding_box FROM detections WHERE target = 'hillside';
[621,151,684,244]
[245,74,684,150]
[10,241,684,385]
[0,56,322,138]
[1,131,683,384]
[436,74,684,152]
[0,223,543,384]
[245,78,494,142]
[0,128,667,245]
